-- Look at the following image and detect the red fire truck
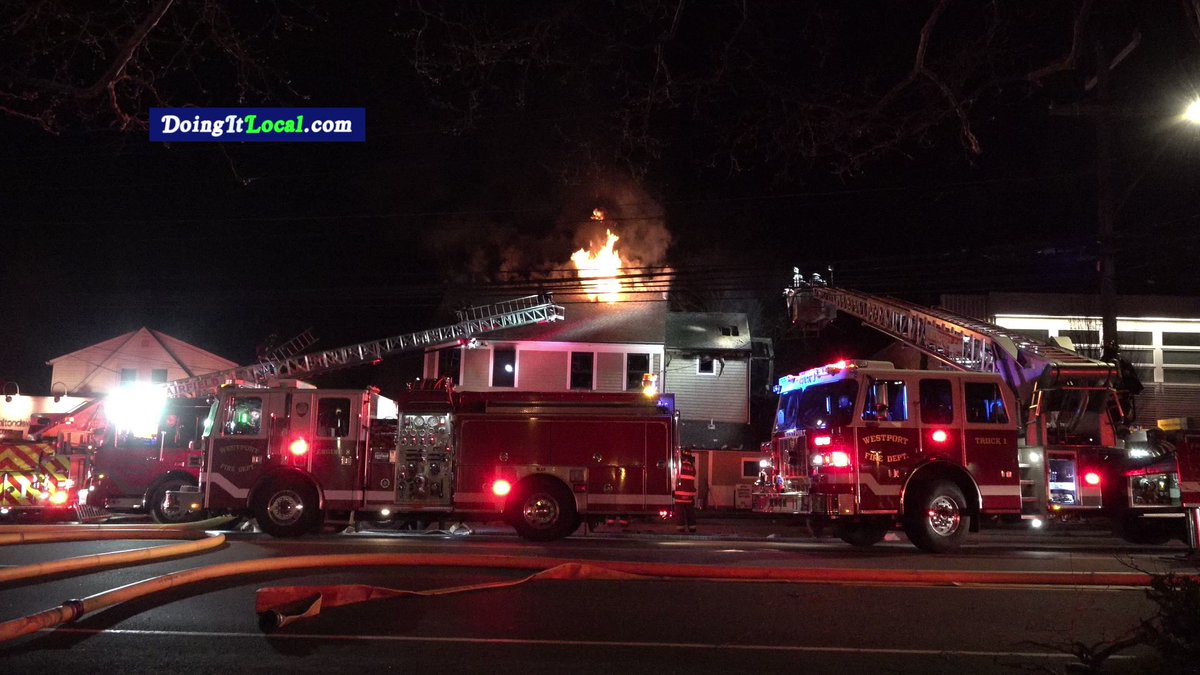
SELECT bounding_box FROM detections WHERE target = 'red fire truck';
[0,440,89,520]
[173,379,681,540]
[753,276,1196,552]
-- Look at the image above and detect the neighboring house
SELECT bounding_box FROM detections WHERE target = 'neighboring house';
[421,300,770,509]
[47,327,239,396]
[940,293,1200,423]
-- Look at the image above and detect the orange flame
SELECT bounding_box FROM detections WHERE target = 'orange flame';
[571,210,625,302]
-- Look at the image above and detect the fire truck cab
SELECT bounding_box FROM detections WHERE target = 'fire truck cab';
[186,380,681,541]
[755,360,1027,552]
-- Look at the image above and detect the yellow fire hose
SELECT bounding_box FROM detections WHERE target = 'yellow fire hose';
[0,515,237,536]
[5,551,1197,644]
[0,532,226,585]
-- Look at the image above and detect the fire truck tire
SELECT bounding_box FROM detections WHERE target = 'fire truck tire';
[508,478,579,542]
[835,519,891,547]
[148,478,202,524]
[254,477,321,538]
[903,480,969,553]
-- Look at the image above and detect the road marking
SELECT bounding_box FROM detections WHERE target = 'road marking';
[44,627,1133,659]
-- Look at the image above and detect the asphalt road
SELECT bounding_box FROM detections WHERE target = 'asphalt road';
[2,520,1197,674]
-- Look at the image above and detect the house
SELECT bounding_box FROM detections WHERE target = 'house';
[422,300,769,508]
[46,327,239,396]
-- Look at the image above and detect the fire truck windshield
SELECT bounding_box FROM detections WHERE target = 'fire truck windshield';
[775,380,858,432]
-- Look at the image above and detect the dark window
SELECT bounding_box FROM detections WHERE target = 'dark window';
[1124,349,1155,365]
[741,460,761,479]
[223,397,263,436]
[120,368,138,384]
[317,398,352,437]
[437,348,461,385]
[698,355,715,374]
[1164,332,1200,347]
[721,325,740,337]
[1059,330,1099,346]
[862,378,908,422]
[1117,331,1152,346]
[492,348,516,387]
[1163,369,1200,384]
[626,353,651,390]
[919,379,954,424]
[1163,350,1200,366]
[775,380,859,432]
[570,352,595,390]
[965,382,1009,424]
[151,369,168,384]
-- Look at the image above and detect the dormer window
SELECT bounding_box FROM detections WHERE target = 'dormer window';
[697,355,715,375]
[720,325,740,337]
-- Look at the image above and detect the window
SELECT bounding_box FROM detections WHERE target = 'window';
[626,353,651,391]
[862,378,908,422]
[1059,330,1099,346]
[151,369,168,384]
[1164,332,1200,347]
[1163,369,1200,384]
[721,325,740,337]
[1116,331,1152,346]
[437,348,461,385]
[317,398,352,437]
[492,348,516,387]
[741,459,762,479]
[697,355,715,375]
[570,352,595,390]
[919,379,954,424]
[775,380,858,431]
[1163,350,1200,366]
[223,397,263,435]
[120,368,138,384]
[965,382,1009,424]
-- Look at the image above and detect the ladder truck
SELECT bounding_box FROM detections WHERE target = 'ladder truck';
[81,294,565,523]
[753,274,1193,552]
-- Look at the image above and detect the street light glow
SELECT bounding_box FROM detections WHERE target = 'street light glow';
[1185,98,1200,124]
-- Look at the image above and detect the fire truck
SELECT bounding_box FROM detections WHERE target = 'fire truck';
[0,440,89,520]
[170,379,681,540]
[753,275,1196,552]
[67,294,567,524]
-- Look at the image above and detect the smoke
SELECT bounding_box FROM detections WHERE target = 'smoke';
[423,175,673,293]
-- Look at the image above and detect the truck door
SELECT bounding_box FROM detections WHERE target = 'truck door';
[961,378,1021,512]
[856,375,918,512]
[643,420,673,509]
[307,393,363,509]
[205,391,285,509]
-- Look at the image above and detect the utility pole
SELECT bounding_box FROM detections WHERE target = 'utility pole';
[1093,43,1119,361]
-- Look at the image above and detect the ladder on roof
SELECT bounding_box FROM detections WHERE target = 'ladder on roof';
[165,294,564,398]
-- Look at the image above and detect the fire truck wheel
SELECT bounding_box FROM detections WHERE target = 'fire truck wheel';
[903,480,969,553]
[148,478,201,524]
[508,478,579,542]
[254,477,321,537]
[835,519,891,547]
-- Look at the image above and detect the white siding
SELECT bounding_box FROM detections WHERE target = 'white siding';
[462,349,491,388]
[596,352,624,391]
[664,357,749,424]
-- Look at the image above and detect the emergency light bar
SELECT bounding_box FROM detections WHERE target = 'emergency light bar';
[774,359,894,394]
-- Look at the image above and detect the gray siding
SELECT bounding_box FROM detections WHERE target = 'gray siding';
[596,352,625,391]
[462,349,491,388]
[664,357,749,423]
[519,350,569,390]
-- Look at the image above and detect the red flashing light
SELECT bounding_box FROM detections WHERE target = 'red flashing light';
[813,435,832,447]
[830,451,851,468]
[930,429,948,443]
[371,358,383,366]
[1083,471,1101,486]
[289,438,309,456]
[492,479,512,497]
[826,359,847,372]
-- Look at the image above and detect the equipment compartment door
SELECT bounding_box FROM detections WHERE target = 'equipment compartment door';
[643,421,673,509]
[553,421,647,512]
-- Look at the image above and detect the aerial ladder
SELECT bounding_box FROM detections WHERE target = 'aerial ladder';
[785,271,1191,544]
[165,294,565,398]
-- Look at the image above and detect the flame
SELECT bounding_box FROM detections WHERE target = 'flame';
[571,228,624,302]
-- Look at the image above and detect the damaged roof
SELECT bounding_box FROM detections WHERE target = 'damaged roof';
[666,312,751,352]
[481,300,668,344]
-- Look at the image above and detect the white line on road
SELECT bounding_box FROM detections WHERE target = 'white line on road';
[44,627,1133,660]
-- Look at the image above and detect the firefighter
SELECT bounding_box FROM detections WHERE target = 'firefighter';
[674,450,698,533]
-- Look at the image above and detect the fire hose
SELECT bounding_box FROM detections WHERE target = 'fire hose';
[5,550,1197,644]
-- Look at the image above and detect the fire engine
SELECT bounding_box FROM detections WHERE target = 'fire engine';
[38,294,567,524]
[168,379,681,540]
[753,274,1197,552]
[0,440,89,520]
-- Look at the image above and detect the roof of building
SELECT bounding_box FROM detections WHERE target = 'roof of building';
[941,293,1200,321]
[480,300,669,345]
[46,327,238,369]
[665,312,752,353]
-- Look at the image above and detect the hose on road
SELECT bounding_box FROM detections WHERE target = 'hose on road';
[5,550,1196,644]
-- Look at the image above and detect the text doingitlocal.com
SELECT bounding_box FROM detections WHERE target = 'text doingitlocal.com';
[160,113,352,137]
[149,108,366,142]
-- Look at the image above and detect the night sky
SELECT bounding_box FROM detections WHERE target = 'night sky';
[2,2,1199,394]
